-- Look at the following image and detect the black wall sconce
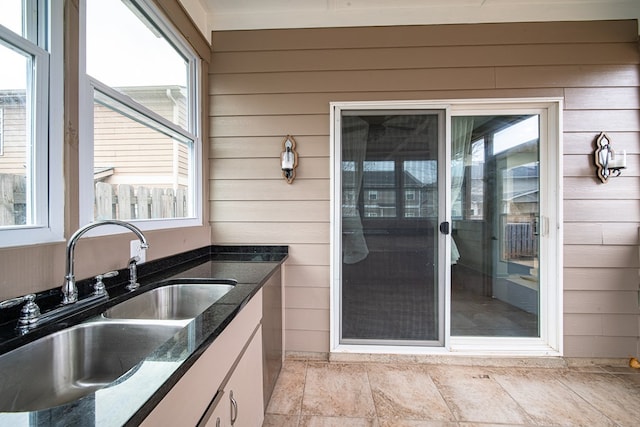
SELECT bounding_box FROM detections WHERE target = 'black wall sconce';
[594,132,626,183]
[281,135,298,184]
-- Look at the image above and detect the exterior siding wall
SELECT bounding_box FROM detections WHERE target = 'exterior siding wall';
[209,20,640,358]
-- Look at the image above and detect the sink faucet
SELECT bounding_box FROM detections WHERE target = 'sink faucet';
[62,220,149,304]
[126,256,140,291]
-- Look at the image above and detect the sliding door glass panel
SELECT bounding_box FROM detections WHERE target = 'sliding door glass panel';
[340,111,443,345]
[451,115,540,337]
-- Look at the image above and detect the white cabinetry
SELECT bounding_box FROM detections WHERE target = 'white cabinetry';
[201,326,263,426]
[141,290,264,427]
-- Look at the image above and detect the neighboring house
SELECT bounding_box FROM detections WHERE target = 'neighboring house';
[0,90,26,176]
[0,86,189,224]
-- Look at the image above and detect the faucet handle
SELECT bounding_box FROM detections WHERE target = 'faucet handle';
[17,294,40,329]
[94,270,119,296]
[0,294,32,310]
[0,294,40,331]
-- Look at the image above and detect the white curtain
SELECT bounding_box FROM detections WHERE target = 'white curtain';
[342,116,369,264]
[450,117,475,264]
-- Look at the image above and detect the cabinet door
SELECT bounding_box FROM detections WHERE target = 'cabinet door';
[143,291,263,427]
[226,326,264,427]
[200,390,230,427]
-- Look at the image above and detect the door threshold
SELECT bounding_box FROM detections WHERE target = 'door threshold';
[329,349,566,368]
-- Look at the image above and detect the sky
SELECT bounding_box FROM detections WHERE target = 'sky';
[0,1,187,91]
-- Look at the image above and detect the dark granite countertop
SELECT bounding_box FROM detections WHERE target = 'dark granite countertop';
[0,245,287,426]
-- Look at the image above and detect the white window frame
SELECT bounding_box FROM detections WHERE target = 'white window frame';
[0,107,4,155]
[78,0,203,235]
[330,98,563,356]
[0,1,64,248]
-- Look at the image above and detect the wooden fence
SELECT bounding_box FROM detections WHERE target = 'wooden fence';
[0,173,26,226]
[95,182,188,220]
[503,221,537,259]
[0,174,187,225]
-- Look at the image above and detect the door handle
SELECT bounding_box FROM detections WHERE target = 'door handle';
[439,221,450,235]
[230,390,238,425]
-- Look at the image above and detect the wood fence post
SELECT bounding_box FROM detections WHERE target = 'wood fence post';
[95,182,114,219]
[151,188,164,219]
[0,174,15,226]
[175,187,186,217]
[137,187,150,219]
[117,184,134,220]
[163,188,175,218]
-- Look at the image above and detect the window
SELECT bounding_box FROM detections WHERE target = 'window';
[81,0,201,230]
[0,1,63,247]
[0,108,4,155]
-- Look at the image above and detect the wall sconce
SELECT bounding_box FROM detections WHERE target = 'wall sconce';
[281,135,298,184]
[594,132,626,183]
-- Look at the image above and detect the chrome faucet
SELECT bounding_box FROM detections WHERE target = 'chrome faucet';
[126,256,140,291]
[62,220,149,304]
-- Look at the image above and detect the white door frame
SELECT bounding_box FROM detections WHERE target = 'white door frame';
[330,98,563,357]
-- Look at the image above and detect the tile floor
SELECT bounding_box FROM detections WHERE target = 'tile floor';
[263,358,640,427]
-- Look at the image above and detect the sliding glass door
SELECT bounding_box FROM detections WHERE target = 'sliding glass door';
[450,115,541,338]
[339,110,445,345]
[332,100,561,353]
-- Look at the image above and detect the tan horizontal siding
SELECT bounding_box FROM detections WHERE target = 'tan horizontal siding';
[284,265,330,287]
[564,109,640,132]
[285,287,330,310]
[564,87,640,110]
[564,268,639,292]
[565,290,639,314]
[564,335,638,358]
[286,308,330,331]
[563,132,639,155]
[564,200,640,222]
[565,313,638,337]
[564,223,640,245]
[286,330,329,354]
[209,20,640,357]
[211,43,639,74]
[211,20,638,52]
[209,158,329,180]
[210,115,328,137]
[496,65,639,88]
[563,156,640,178]
[284,244,330,267]
[211,222,329,245]
[210,179,329,201]
[211,68,497,95]
[564,177,640,199]
[210,200,329,222]
[210,136,329,158]
[210,89,564,116]
[564,245,638,268]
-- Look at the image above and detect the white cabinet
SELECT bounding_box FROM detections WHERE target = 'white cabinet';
[201,326,263,427]
[141,290,264,427]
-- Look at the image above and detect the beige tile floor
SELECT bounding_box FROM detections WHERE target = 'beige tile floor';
[263,358,640,427]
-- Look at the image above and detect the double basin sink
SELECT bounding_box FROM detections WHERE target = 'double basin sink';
[0,280,236,413]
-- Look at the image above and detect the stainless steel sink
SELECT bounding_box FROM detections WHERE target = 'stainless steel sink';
[0,320,182,412]
[103,281,236,320]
